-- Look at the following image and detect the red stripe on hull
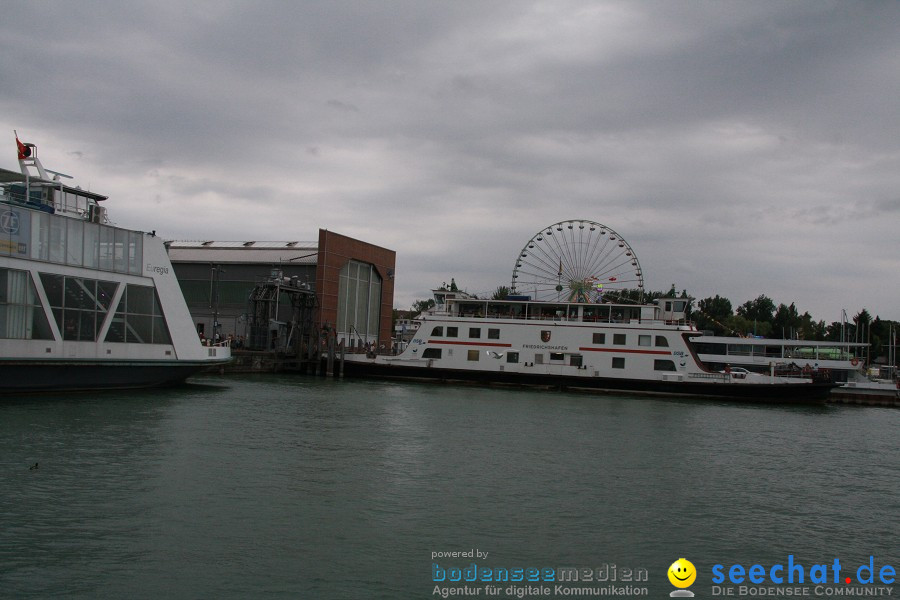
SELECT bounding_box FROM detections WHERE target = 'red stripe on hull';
[429,340,512,347]
[579,347,672,355]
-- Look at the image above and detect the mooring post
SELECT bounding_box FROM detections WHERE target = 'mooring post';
[326,333,334,377]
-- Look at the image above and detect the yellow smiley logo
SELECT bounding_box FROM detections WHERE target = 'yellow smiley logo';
[668,558,697,588]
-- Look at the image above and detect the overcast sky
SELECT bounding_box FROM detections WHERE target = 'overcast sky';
[2,1,898,322]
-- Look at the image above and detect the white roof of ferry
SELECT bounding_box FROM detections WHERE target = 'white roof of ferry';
[693,335,865,347]
[166,240,318,264]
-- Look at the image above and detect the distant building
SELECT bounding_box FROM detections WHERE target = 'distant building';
[393,310,420,352]
[166,229,395,350]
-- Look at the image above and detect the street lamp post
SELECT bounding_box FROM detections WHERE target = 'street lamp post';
[210,264,225,343]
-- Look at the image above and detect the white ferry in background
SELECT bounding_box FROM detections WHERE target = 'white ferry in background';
[0,133,230,392]
[343,289,836,402]
[693,335,899,404]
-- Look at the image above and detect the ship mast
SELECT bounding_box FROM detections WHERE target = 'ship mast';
[14,130,50,180]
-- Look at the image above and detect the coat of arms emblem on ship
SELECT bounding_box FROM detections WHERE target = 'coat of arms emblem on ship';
[540,330,551,342]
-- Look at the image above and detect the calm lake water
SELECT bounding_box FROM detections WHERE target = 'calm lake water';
[2,374,898,599]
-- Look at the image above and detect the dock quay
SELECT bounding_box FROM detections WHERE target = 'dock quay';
[205,355,899,407]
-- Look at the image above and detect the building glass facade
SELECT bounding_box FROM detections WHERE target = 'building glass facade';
[336,260,382,346]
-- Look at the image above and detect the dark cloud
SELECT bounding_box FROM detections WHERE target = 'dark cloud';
[1,1,898,319]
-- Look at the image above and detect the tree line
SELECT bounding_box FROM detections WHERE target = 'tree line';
[692,293,896,359]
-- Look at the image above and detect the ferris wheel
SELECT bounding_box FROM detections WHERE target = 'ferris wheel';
[510,220,644,303]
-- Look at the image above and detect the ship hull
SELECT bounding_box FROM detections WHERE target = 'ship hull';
[341,359,835,402]
[0,360,223,393]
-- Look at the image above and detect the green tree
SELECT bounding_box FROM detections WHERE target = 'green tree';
[609,288,651,303]
[695,295,733,335]
[736,295,776,324]
[825,321,844,342]
[772,303,802,338]
[411,298,435,316]
[799,312,827,341]
[725,314,772,338]
[852,309,872,343]
[491,286,510,300]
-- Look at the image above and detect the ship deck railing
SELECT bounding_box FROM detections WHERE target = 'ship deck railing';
[1,181,108,222]
[702,349,857,361]
[427,309,691,327]
[688,372,731,383]
[1,185,55,214]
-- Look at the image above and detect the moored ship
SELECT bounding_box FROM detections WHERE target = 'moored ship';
[343,288,836,401]
[693,335,898,404]
[0,133,230,392]
[343,219,838,401]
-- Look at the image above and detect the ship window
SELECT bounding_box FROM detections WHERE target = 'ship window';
[63,278,99,341]
[422,348,442,359]
[66,218,83,267]
[694,342,726,355]
[613,333,627,345]
[592,332,606,344]
[126,285,154,314]
[65,277,95,310]
[467,349,479,361]
[469,327,481,338]
[41,273,63,307]
[446,327,458,338]
[39,273,118,342]
[128,231,143,275]
[534,353,544,364]
[31,211,50,261]
[83,222,99,268]
[727,344,752,356]
[638,335,651,347]
[487,328,500,339]
[654,359,677,371]
[128,314,152,342]
[459,303,483,317]
[655,336,669,347]
[106,284,172,344]
[97,281,116,311]
[430,326,443,337]
[113,228,127,272]
[612,357,625,369]
[506,352,519,363]
[550,352,564,361]
[0,268,54,340]
[47,216,66,264]
[569,354,583,367]
[99,225,115,271]
[10,210,141,270]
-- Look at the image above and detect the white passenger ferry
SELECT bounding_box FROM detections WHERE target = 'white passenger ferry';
[0,134,230,392]
[343,289,835,401]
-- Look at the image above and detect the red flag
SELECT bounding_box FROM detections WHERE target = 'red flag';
[15,134,31,160]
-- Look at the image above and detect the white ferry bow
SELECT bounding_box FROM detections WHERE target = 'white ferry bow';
[0,133,230,392]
